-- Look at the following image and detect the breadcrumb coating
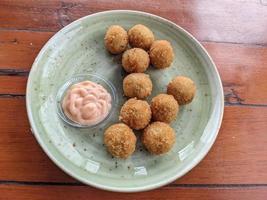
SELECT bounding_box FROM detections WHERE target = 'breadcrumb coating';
[122,48,150,73]
[104,25,128,54]
[123,73,152,99]
[128,24,154,50]
[167,76,196,105]
[149,40,174,69]
[119,98,151,130]
[104,123,136,159]
[142,122,175,155]
[151,94,179,123]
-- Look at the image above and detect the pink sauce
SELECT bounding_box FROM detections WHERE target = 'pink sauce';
[62,81,112,126]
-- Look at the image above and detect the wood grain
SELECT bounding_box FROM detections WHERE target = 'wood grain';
[0,98,266,184]
[203,42,267,105]
[176,105,267,184]
[0,98,74,183]
[1,1,267,197]
[0,0,267,45]
[1,30,267,105]
[0,185,267,200]
[0,30,53,69]
[0,76,26,95]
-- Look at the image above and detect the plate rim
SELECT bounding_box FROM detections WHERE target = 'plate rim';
[26,9,224,192]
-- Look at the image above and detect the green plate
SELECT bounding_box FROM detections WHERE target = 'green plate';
[26,10,224,192]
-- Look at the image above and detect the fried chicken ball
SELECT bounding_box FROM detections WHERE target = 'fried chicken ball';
[104,25,128,54]
[119,98,151,130]
[142,122,175,155]
[149,40,174,69]
[167,76,196,105]
[151,94,179,123]
[104,123,136,159]
[122,48,150,73]
[123,73,152,99]
[128,24,154,50]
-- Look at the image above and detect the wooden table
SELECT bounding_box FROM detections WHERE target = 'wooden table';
[1,0,267,199]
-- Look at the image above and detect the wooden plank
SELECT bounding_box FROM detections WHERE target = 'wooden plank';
[0,76,26,94]
[0,0,267,45]
[1,30,267,104]
[0,185,267,200]
[176,105,267,184]
[0,30,54,69]
[0,98,74,183]
[0,98,266,184]
[203,42,267,105]
[0,0,60,31]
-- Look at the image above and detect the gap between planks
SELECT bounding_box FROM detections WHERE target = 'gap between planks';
[0,69,29,76]
[0,180,267,188]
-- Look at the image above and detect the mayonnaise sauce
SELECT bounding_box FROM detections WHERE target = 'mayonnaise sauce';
[62,81,112,126]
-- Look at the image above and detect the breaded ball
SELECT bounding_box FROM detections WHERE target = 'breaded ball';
[149,40,174,69]
[123,73,152,99]
[104,25,128,54]
[128,24,154,50]
[151,94,179,123]
[167,76,196,105]
[104,123,136,159]
[122,48,150,73]
[119,98,151,130]
[142,122,175,155]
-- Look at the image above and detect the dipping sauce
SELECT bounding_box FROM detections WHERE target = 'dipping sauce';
[62,81,112,126]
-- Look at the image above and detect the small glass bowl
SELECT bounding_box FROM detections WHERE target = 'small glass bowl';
[56,74,118,128]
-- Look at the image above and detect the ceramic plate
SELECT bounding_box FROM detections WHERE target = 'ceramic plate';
[26,10,224,192]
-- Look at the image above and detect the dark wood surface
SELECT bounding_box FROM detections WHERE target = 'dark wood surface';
[0,0,267,199]
[1,185,267,200]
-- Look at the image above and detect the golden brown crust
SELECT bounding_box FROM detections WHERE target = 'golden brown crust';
[123,73,152,99]
[149,40,174,69]
[142,122,175,155]
[128,24,154,50]
[104,25,128,54]
[119,98,151,130]
[122,48,150,73]
[167,76,196,105]
[104,123,136,159]
[151,94,179,123]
